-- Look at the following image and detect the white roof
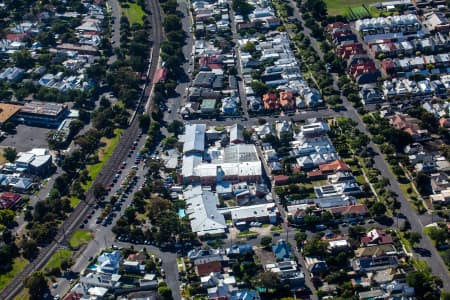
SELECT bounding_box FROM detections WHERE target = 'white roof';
[183,124,206,153]
[185,188,226,236]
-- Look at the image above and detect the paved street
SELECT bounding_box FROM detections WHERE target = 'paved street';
[107,0,121,64]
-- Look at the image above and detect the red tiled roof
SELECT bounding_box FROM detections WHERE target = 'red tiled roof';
[0,192,21,209]
[273,175,289,186]
[319,160,350,173]
[63,292,82,300]
[307,170,324,178]
[6,33,27,42]
[196,261,222,276]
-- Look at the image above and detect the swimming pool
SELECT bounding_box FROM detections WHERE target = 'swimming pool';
[178,209,186,218]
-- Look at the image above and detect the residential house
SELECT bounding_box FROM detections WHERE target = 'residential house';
[430,187,450,204]
[230,124,245,144]
[262,93,279,110]
[390,113,429,141]
[226,243,254,257]
[276,120,292,138]
[360,229,393,246]
[305,257,328,277]
[279,91,295,110]
[352,244,399,272]
[96,251,122,274]
[430,172,450,194]
[265,261,305,290]
[329,204,369,220]
[272,239,293,261]
[0,67,24,83]
[0,192,22,209]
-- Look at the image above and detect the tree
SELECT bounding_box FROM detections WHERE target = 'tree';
[21,239,38,260]
[12,49,34,69]
[167,120,184,136]
[139,114,150,132]
[3,147,17,163]
[92,183,106,199]
[158,283,173,300]
[408,232,422,247]
[24,272,48,300]
[163,15,182,32]
[427,227,448,246]
[406,271,439,300]
[255,271,281,290]
[0,209,15,227]
[303,238,328,257]
[260,236,272,248]
[370,202,387,216]
[415,172,431,196]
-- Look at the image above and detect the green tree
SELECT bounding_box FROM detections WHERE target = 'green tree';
[21,239,38,260]
[139,114,151,132]
[3,147,17,163]
[370,202,387,216]
[12,49,34,69]
[24,272,48,300]
[260,236,272,248]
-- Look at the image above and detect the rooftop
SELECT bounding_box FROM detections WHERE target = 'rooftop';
[0,103,22,123]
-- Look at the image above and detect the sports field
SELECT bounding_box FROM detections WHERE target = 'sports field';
[325,0,379,16]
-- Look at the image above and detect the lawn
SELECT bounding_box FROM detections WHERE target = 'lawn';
[44,249,72,271]
[70,196,80,208]
[0,257,28,291]
[123,2,146,25]
[324,0,379,16]
[82,128,122,190]
[69,229,93,250]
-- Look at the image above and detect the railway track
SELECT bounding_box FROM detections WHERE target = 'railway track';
[0,0,162,298]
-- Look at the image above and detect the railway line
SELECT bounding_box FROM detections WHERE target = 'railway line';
[0,0,162,298]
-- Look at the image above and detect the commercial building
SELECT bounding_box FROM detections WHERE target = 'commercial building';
[16,101,69,128]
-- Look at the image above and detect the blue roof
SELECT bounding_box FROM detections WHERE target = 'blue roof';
[272,240,293,260]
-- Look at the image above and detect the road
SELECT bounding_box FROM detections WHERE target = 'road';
[0,0,163,298]
[228,0,248,118]
[165,0,194,123]
[281,2,450,288]
[107,0,121,64]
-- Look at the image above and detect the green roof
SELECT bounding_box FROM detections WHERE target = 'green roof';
[201,99,216,111]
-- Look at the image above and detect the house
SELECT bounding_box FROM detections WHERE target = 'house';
[222,203,278,224]
[439,118,450,129]
[304,257,328,277]
[201,99,217,114]
[0,67,24,83]
[279,91,295,110]
[188,248,226,265]
[229,289,260,300]
[272,239,293,261]
[0,192,22,209]
[352,244,399,272]
[96,251,122,274]
[360,87,383,105]
[262,93,279,110]
[273,175,289,186]
[314,181,361,198]
[329,204,369,219]
[196,261,223,276]
[430,172,450,194]
[15,148,53,176]
[299,87,323,108]
[256,123,275,139]
[226,243,253,257]
[276,120,292,138]
[390,113,429,141]
[201,272,236,288]
[360,229,393,246]
[265,261,305,289]
[307,159,350,178]
[230,124,244,144]
[328,239,350,253]
[299,121,330,138]
[75,272,121,292]
[430,187,450,204]
[423,11,450,33]
[222,96,239,115]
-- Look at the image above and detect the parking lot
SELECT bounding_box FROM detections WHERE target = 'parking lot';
[0,124,51,152]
